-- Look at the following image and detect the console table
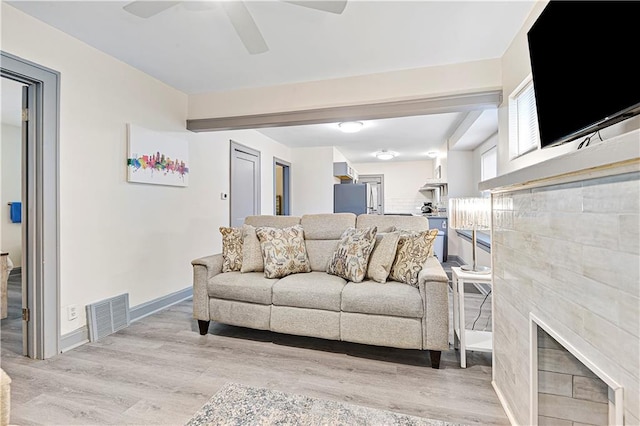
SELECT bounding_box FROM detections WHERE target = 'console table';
[451,266,492,368]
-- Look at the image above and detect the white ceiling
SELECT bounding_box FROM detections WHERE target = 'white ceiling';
[258,112,465,162]
[6,1,534,161]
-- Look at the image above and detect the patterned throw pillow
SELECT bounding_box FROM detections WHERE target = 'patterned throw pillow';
[220,226,243,272]
[241,224,264,273]
[389,229,439,286]
[327,226,378,283]
[255,225,311,279]
[366,232,401,283]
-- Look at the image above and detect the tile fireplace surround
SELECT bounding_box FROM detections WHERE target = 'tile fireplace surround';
[480,129,639,425]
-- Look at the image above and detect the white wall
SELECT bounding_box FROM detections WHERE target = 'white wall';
[446,150,475,198]
[290,146,335,216]
[352,160,434,214]
[1,124,22,266]
[473,133,498,194]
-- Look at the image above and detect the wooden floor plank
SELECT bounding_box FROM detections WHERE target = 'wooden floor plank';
[1,278,505,425]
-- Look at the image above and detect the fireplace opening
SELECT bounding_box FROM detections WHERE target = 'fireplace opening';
[531,317,623,425]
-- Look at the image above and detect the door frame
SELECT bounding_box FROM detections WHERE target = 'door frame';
[1,51,60,359]
[358,174,385,215]
[229,140,261,226]
[273,158,290,216]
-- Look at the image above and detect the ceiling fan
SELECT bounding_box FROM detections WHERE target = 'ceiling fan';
[122,1,348,55]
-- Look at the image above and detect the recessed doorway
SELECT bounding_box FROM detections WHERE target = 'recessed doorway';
[274,158,290,216]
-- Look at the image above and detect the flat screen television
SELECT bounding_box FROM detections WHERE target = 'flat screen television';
[527,1,640,148]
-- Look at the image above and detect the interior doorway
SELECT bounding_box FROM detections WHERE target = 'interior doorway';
[1,77,26,356]
[358,174,384,215]
[273,158,290,216]
[1,52,60,359]
[230,141,261,227]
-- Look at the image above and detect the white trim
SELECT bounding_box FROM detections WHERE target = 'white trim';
[492,381,517,426]
[529,313,624,426]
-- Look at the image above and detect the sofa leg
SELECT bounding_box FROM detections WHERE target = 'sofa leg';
[430,350,442,369]
[198,320,210,335]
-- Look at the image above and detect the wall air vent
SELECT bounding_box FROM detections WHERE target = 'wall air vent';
[86,293,130,342]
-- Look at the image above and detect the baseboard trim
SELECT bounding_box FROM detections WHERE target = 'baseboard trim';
[492,380,517,426]
[129,286,192,323]
[60,326,89,353]
[59,287,192,352]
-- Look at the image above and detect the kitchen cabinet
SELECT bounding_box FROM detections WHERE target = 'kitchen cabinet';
[427,216,448,262]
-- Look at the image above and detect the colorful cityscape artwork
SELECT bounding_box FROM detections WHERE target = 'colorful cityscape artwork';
[127,124,189,187]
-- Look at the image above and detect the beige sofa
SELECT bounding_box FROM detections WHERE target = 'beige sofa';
[192,213,450,368]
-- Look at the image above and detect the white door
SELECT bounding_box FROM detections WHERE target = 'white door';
[230,141,260,227]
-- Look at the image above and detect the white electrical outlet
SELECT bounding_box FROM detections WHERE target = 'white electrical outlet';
[67,304,78,321]
[221,192,228,200]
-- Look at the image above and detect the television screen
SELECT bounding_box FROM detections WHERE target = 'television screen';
[527,1,640,148]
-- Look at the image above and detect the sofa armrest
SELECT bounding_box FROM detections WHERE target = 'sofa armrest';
[192,254,223,321]
[418,256,450,351]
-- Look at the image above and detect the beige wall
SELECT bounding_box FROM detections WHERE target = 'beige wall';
[188,59,502,119]
[1,4,290,336]
[290,146,336,216]
[0,124,22,267]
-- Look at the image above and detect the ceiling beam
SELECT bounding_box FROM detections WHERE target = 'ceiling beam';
[186,90,502,132]
[447,110,484,151]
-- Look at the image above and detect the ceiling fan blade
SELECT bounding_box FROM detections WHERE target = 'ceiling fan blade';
[221,1,269,55]
[123,1,181,18]
[284,1,347,14]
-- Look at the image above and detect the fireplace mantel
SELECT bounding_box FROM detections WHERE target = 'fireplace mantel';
[480,129,639,193]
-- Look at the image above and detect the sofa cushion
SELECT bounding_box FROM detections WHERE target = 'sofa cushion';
[390,229,439,286]
[272,272,346,311]
[301,213,356,240]
[366,232,401,283]
[341,281,424,318]
[326,226,377,283]
[208,272,277,305]
[219,227,243,272]
[241,224,263,273]
[304,240,339,272]
[256,225,311,279]
[356,214,429,233]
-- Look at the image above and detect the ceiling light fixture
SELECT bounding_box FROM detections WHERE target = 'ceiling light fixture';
[375,150,397,160]
[338,121,364,133]
[427,151,438,158]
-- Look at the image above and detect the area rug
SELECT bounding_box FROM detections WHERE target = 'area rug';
[186,382,463,426]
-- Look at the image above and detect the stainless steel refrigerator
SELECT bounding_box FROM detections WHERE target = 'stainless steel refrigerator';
[334,183,371,215]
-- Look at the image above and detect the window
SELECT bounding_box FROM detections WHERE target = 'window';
[481,146,497,181]
[509,77,540,159]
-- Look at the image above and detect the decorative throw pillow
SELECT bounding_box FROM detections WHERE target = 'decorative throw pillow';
[219,226,243,272]
[241,224,264,273]
[255,225,311,279]
[389,229,439,286]
[366,231,401,283]
[327,226,378,283]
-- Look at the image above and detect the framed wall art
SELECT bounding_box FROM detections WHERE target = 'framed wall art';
[126,123,189,187]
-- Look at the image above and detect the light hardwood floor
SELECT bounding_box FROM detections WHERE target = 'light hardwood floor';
[1,276,503,425]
